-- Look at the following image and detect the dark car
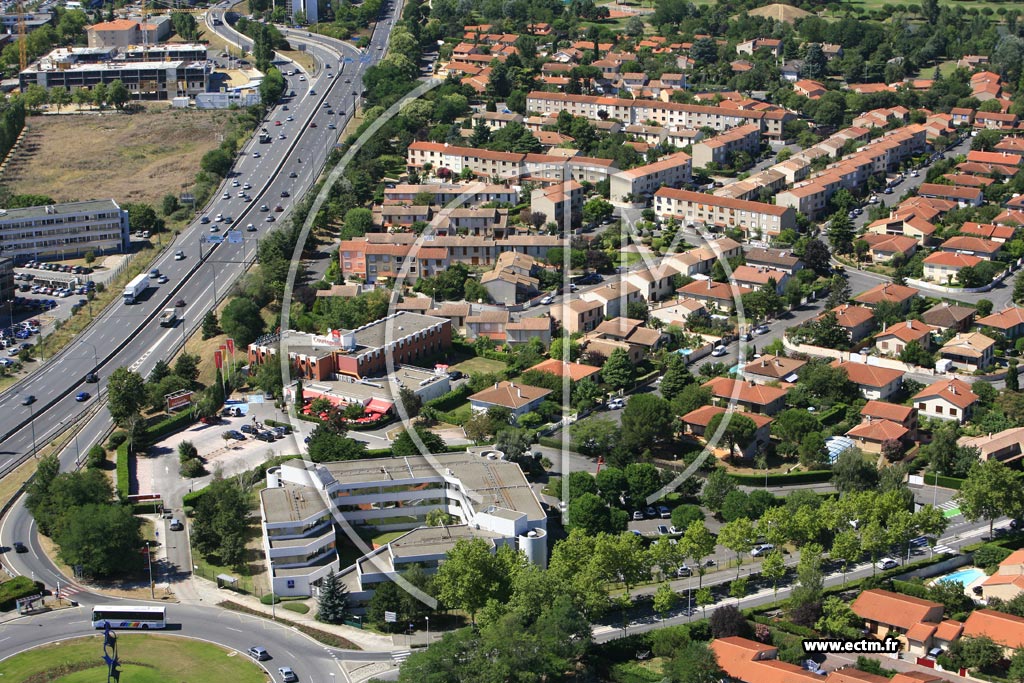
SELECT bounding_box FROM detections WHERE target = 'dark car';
[289,171,298,178]
[13,541,27,553]
[175,299,187,308]
[448,370,464,380]
[21,395,35,405]
[224,430,246,440]
[75,391,90,402]
[256,430,276,442]
[85,372,99,383]
[241,424,258,434]
[281,190,290,197]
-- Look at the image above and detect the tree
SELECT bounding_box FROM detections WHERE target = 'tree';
[568,493,623,535]
[177,440,198,463]
[106,367,146,428]
[653,582,678,619]
[659,353,692,402]
[48,87,70,113]
[771,409,821,447]
[191,476,250,566]
[593,531,649,597]
[791,542,825,622]
[705,412,757,459]
[571,418,621,457]
[201,148,233,177]
[55,503,142,578]
[827,212,854,254]
[831,529,862,583]
[173,352,201,385]
[816,596,862,638]
[681,520,716,587]
[1010,359,1020,393]
[710,603,747,638]
[433,538,507,623]
[803,43,827,80]
[832,449,878,494]
[601,348,634,390]
[219,298,265,348]
[620,393,674,455]
[316,569,349,624]
[625,462,662,501]
[760,549,786,599]
[308,428,369,463]
[1009,648,1024,683]
[701,468,737,514]
[718,517,756,578]
[342,207,374,238]
[398,386,422,419]
[671,504,703,531]
[958,459,1024,537]
[803,238,832,276]
[665,641,723,683]
[729,576,748,602]
[391,426,446,456]
[201,310,221,339]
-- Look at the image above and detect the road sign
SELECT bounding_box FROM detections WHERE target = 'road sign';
[204,234,224,244]
[384,611,397,623]
[226,230,244,244]
[343,57,353,63]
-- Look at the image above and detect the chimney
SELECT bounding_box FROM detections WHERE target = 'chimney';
[494,382,499,389]
[867,415,873,423]
[761,359,767,367]
[517,388,523,399]
[906,320,912,329]
[707,280,712,290]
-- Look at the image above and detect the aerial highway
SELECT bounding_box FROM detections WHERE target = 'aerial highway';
[0,2,398,476]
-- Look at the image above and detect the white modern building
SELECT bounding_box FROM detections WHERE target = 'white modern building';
[260,450,548,599]
[0,199,130,262]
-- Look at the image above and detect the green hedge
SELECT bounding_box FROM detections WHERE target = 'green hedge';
[183,487,209,510]
[116,442,131,500]
[264,419,295,431]
[132,502,161,514]
[424,384,472,411]
[751,614,817,638]
[0,576,43,611]
[817,403,847,427]
[727,470,832,486]
[923,472,965,490]
[148,410,198,441]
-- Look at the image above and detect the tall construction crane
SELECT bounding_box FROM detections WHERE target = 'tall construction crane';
[17,0,27,72]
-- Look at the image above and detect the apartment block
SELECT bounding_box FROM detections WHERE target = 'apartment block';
[654,187,795,237]
[0,199,129,262]
[609,152,692,204]
[690,123,761,169]
[531,181,583,226]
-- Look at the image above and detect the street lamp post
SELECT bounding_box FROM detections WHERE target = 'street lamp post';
[425,616,429,644]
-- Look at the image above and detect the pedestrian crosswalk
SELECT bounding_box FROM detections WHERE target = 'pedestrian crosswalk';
[937,500,962,519]
[56,583,85,599]
[392,649,412,663]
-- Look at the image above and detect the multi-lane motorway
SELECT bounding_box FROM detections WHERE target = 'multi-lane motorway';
[0,4,395,476]
[0,4,403,680]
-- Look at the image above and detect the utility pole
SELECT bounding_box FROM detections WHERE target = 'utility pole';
[146,542,154,599]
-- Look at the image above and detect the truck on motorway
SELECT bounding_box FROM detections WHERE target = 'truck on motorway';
[123,274,149,304]
[159,308,178,327]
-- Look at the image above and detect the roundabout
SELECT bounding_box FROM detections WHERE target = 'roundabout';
[0,633,269,682]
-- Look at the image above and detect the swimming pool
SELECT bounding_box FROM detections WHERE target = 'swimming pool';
[937,567,985,586]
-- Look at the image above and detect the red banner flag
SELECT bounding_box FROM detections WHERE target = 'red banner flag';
[226,339,235,355]
[214,350,223,369]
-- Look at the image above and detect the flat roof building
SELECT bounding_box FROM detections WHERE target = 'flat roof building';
[0,199,129,262]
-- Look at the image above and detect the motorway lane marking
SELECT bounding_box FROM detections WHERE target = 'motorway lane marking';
[128,328,174,373]
[226,627,243,633]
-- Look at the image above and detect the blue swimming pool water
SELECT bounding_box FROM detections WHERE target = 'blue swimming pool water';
[938,567,985,585]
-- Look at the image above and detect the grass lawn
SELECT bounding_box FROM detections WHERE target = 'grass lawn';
[372,530,408,547]
[451,356,508,376]
[283,602,310,614]
[0,635,266,683]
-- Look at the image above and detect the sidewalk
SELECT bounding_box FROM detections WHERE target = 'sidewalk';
[180,574,398,652]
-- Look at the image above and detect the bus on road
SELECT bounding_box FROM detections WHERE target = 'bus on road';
[92,605,167,629]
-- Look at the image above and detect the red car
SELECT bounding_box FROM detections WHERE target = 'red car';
[310,122,317,128]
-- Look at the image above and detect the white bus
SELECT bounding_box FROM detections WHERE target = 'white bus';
[92,605,167,629]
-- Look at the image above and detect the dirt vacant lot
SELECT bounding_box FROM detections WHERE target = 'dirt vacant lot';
[4,106,231,207]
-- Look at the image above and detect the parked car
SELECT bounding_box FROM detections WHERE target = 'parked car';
[657,525,670,535]
[711,345,728,357]
[877,557,899,570]
[241,424,258,435]
[657,506,671,519]
[676,565,691,577]
[447,370,464,380]
[540,294,554,305]
[607,397,625,410]
[224,430,246,440]
[754,324,770,335]
[645,506,657,519]
[632,510,644,521]
[751,543,775,557]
